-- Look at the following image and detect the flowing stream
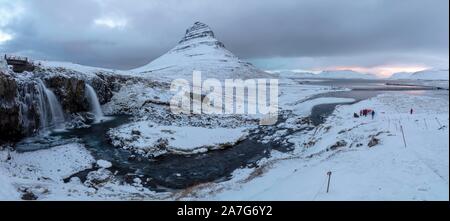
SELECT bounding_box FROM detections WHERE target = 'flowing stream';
[85,84,105,122]
[36,79,65,129]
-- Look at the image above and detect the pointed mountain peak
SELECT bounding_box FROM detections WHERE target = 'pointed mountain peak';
[178,22,223,47]
[132,21,270,80]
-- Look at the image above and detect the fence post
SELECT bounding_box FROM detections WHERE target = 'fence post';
[400,125,407,148]
[326,171,332,193]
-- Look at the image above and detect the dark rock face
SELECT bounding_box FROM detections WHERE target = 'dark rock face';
[329,140,348,151]
[1,72,56,142]
[178,22,226,49]
[91,73,117,104]
[0,73,18,101]
[0,72,23,142]
[45,76,89,113]
[368,136,380,147]
[1,66,125,143]
[16,81,45,136]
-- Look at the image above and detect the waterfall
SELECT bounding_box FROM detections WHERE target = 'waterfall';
[36,79,65,129]
[85,84,105,122]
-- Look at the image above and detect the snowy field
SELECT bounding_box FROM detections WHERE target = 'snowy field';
[177,93,449,200]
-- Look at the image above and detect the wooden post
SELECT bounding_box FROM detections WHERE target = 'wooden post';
[400,125,407,148]
[326,171,332,193]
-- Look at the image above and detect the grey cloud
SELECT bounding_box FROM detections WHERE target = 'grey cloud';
[0,0,448,70]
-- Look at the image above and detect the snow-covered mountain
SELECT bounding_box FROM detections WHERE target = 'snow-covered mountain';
[409,69,449,80]
[316,70,377,79]
[132,22,271,80]
[271,69,377,79]
[389,72,413,80]
[390,69,449,81]
[271,70,317,78]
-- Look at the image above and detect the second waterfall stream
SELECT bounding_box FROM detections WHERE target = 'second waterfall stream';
[85,84,105,122]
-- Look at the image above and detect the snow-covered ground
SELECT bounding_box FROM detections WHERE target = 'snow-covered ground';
[0,143,166,200]
[177,93,448,200]
[1,75,448,200]
[108,122,252,157]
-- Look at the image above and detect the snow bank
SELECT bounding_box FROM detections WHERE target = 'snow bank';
[1,143,95,182]
[39,60,131,76]
[278,78,347,112]
[0,143,95,200]
[108,121,251,157]
[96,160,112,169]
[0,172,20,200]
[103,82,171,115]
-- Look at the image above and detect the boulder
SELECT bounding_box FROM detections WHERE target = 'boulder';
[368,137,380,147]
[85,168,113,186]
[329,140,347,151]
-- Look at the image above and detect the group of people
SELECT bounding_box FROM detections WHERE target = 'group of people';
[353,108,414,119]
[354,109,376,119]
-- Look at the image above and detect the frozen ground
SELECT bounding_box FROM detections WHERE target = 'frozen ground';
[108,121,252,157]
[177,93,449,200]
[0,143,165,200]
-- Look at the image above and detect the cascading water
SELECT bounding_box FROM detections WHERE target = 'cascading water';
[36,79,65,129]
[85,84,104,122]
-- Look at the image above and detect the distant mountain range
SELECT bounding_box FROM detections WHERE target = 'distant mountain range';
[390,69,449,80]
[273,70,377,79]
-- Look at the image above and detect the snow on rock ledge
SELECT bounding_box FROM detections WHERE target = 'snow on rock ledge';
[107,121,252,157]
[96,160,112,169]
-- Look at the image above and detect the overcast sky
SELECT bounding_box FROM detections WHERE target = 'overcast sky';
[0,0,448,76]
